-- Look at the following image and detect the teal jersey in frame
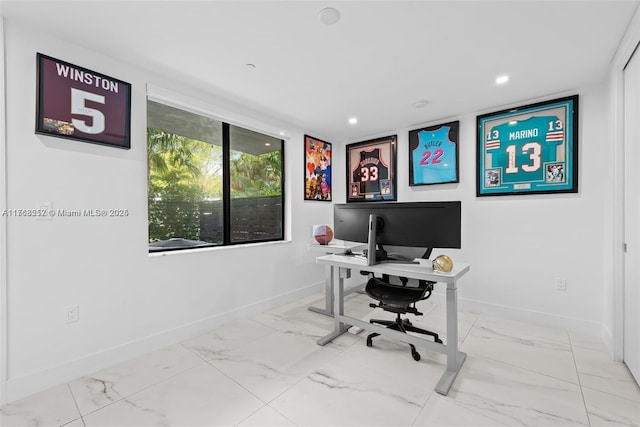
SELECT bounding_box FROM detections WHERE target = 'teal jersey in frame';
[486,116,564,184]
[477,95,577,196]
[411,126,458,185]
[409,121,459,186]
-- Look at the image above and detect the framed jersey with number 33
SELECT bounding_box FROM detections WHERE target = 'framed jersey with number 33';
[476,95,578,197]
[346,135,397,202]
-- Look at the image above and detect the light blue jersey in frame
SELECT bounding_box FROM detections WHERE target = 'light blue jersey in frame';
[411,126,457,185]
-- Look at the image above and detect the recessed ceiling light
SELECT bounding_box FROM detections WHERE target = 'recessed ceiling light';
[413,99,428,109]
[495,74,509,85]
[319,7,340,25]
[348,117,358,125]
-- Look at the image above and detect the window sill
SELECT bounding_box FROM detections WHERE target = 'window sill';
[148,239,291,257]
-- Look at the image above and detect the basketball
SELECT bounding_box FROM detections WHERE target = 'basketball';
[314,225,334,245]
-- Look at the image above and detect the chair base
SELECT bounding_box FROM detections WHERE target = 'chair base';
[366,315,443,361]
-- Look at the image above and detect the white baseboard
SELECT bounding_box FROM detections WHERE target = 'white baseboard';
[601,323,617,360]
[4,281,323,404]
[428,292,604,339]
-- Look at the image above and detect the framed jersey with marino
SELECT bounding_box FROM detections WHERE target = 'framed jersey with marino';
[346,135,397,202]
[476,95,578,197]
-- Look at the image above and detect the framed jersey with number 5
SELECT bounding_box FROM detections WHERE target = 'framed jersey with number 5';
[477,95,578,196]
[36,53,132,149]
[346,135,397,202]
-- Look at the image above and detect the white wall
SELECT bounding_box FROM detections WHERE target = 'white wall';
[1,16,615,404]
[2,21,332,403]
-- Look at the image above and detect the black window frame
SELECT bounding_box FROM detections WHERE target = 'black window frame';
[147,103,285,253]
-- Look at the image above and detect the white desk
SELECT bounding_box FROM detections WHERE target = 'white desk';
[315,253,470,396]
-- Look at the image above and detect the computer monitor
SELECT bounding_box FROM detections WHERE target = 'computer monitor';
[333,201,461,263]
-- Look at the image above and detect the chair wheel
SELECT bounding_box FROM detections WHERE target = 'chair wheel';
[366,337,373,347]
[411,350,421,361]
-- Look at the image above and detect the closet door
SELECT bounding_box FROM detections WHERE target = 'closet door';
[624,44,640,384]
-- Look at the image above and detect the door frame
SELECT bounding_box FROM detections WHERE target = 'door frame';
[612,6,640,363]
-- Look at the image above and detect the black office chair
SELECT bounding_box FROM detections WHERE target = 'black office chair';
[364,274,442,361]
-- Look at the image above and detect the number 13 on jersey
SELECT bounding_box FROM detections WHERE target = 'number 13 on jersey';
[476,95,579,196]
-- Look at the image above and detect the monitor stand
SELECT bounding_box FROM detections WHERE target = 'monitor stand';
[421,247,434,260]
[362,246,389,261]
[366,214,381,266]
[376,244,419,265]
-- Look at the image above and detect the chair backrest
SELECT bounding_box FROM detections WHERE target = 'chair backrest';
[365,276,433,314]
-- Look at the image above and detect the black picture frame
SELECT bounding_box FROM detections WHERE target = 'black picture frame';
[304,135,332,201]
[346,135,397,202]
[35,53,132,149]
[409,120,460,186]
[476,95,578,196]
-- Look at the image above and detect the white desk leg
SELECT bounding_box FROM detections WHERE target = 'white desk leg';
[308,264,334,316]
[435,281,467,395]
[317,266,350,345]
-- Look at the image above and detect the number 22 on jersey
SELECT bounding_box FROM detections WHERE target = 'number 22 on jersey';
[420,148,444,165]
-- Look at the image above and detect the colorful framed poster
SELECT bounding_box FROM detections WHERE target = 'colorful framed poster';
[304,135,332,201]
[409,120,459,186]
[36,53,132,149]
[476,95,578,196]
[346,135,397,202]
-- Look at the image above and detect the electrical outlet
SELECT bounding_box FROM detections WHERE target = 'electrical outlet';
[556,278,567,291]
[65,305,79,323]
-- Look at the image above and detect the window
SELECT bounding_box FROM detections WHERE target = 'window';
[147,100,284,252]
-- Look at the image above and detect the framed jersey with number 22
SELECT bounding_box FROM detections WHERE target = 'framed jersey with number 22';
[409,120,459,186]
[477,95,578,196]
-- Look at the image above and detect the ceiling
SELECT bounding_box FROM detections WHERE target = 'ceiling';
[2,0,638,143]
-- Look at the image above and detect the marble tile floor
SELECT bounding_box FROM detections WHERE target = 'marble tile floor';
[1,291,639,427]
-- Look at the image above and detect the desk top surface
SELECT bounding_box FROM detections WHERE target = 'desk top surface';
[316,253,470,284]
[308,242,360,254]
